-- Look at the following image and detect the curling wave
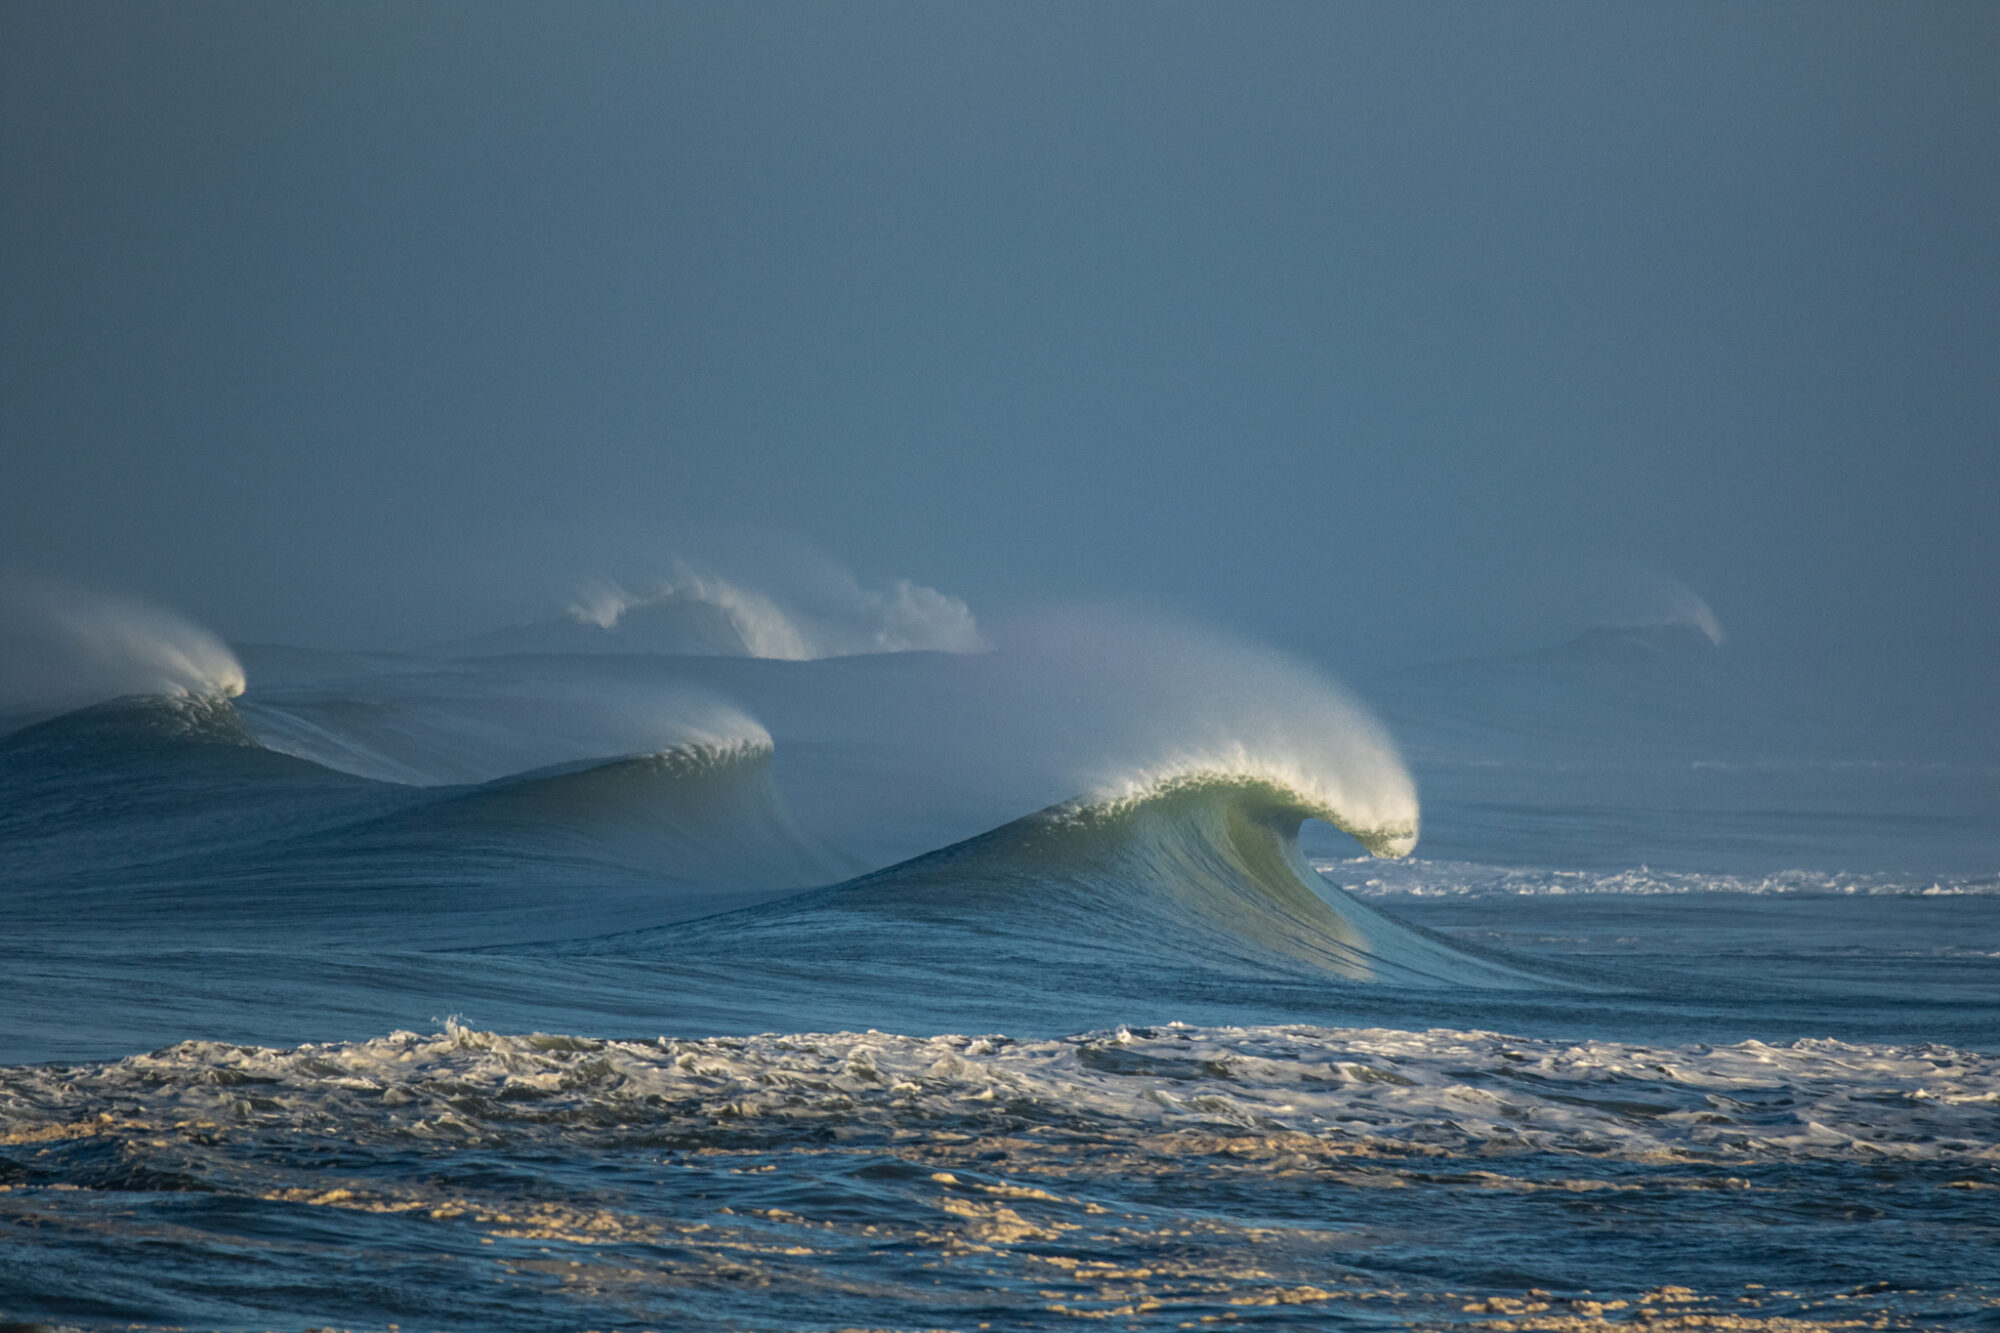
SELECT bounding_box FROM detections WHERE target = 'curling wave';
[614,768,1545,989]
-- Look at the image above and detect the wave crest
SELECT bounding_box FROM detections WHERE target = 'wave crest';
[0,580,244,718]
[377,733,851,894]
[1073,758,1418,859]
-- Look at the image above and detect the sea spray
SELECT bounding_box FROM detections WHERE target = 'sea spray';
[443,556,986,660]
[0,578,245,717]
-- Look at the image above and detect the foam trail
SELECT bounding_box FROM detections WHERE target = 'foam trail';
[0,579,244,718]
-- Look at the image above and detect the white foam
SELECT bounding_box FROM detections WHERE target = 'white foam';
[7,1022,1992,1164]
[1321,858,2000,897]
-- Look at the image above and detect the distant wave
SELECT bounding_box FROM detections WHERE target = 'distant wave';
[401,737,850,888]
[237,679,777,788]
[1,691,843,920]
[0,691,407,886]
[437,561,985,661]
[1628,572,1725,646]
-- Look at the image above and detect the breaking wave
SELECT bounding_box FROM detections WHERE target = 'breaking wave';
[438,560,985,661]
[639,766,1541,989]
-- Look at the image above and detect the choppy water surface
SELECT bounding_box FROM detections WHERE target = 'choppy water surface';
[2,622,1996,1329]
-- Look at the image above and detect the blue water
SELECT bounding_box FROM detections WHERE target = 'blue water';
[3,623,1997,1330]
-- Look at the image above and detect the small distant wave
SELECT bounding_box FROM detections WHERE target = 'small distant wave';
[1622,572,1726,646]
[0,690,411,892]
[238,679,777,787]
[1,692,841,927]
[1327,858,2000,898]
[438,560,985,661]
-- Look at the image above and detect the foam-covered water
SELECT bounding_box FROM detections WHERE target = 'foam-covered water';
[2,603,1995,1329]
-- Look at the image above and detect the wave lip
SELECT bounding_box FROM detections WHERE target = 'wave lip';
[1074,758,1418,859]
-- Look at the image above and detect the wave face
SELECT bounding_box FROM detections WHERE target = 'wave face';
[0,688,257,755]
[235,672,774,788]
[0,693,842,952]
[0,693,411,885]
[623,770,1541,989]
[364,738,851,892]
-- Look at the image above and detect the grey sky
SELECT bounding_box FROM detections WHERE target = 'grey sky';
[4,3,1995,719]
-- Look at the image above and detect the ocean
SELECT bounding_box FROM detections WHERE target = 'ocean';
[2,608,1996,1331]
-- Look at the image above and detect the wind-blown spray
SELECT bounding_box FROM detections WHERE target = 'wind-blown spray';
[0,579,245,717]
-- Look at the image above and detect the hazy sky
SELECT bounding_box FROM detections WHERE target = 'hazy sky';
[4,3,1995,707]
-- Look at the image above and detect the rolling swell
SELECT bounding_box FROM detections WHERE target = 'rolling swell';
[390,739,851,889]
[136,736,855,948]
[0,692,410,887]
[594,770,1549,989]
[1,693,844,946]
